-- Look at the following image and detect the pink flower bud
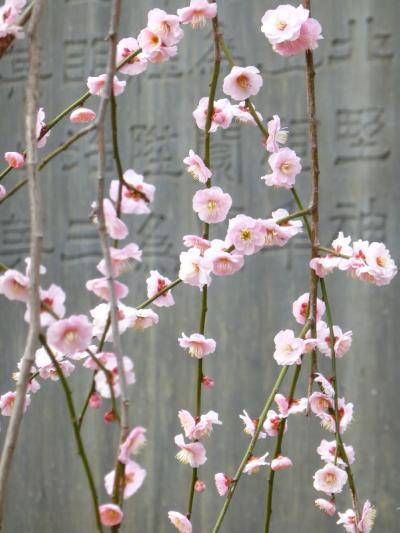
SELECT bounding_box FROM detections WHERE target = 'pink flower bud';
[4,151,25,169]
[103,410,116,423]
[70,107,96,124]
[194,480,206,493]
[89,392,102,409]
[202,375,215,388]
[271,455,293,471]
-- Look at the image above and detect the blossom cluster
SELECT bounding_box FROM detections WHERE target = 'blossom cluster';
[0,0,26,39]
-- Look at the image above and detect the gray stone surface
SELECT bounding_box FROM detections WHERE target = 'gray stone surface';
[0,0,399,531]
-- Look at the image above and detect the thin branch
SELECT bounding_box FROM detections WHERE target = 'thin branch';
[0,2,44,526]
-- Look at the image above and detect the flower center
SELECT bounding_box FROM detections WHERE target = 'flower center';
[376,256,387,267]
[191,11,206,28]
[240,229,252,241]
[207,200,217,211]
[280,162,292,173]
[236,74,250,89]
[65,330,77,344]
[276,20,287,30]
[324,472,336,485]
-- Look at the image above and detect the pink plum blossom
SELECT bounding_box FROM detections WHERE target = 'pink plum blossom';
[96,243,142,277]
[183,149,212,183]
[89,393,101,409]
[178,332,216,359]
[274,18,323,56]
[90,302,136,341]
[260,208,302,247]
[4,151,24,168]
[118,426,147,464]
[194,480,206,492]
[261,4,309,44]
[47,315,92,356]
[214,473,233,496]
[116,37,148,75]
[0,1,25,38]
[273,329,306,365]
[271,455,293,471]
[105,460,146,499]
[137,28,177,63]
[168,511,192,533]
[99,504,123,527]
[182,235,211,253]
[316,322,353,358]
[239,409,266,439]
[192,186,232,224]
[130,308,159,331]
[231,101,263,125]
[36,108,50,148]
[86,74,126,96]
[317,439,355,467]
[309,391,333,416]
[315,498,336,517]
[222,66,263,101]
[25,284,66,327]
[358,500,377,533]
[357,242,398,286]
[86,277,129,301]
[147,8,184,46]
[69,107,96,123]
[146,270,175,307]
[202,375,214,388]
[292,292,325,325]
[175,434,207,467]
[193,97,233,132]
[179,247,213,288]
[0,391,30,416]
[94,354,135,398]
[263,409,287,437]
[204,240,245,276]
[109,169,155,215]
[310,256,341,278]
[100,199,128,240]
[0,184,5,200]
[35,347,75,381]
[225,214,265,255]
[243,452,269,475]
[337,509,358,533]
[266,115,288,153]
[319,398,354,434]
[261,147,302,189]
[313,463,348,494]
[313,373,335,397]
[0,269,29,302]
[274,393,307,417]
[178,409,222,440]
[177,0,217,28]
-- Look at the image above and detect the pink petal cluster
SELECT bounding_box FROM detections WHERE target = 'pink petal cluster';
[192,186,232,224]
[175,434,207,467]
[315,498,336,517]
[146,270,175,307]
[47,315,92,356]
[36,108,50,148]
[266,115,288,153]
[137,8,183,64]
[96,243,142,277]
[183,149,212,183]
[0,0,26,38]
[317,439,355,467]
[100,199,128,240]
[99,504,123,527]
[339,500,376,533]
[273,329,306,365]
[177,0,217,28]
[168,511,192,533]
[292,292,325,325]
[193,97,233,132]
[90,302,135,341]
[35,347,75,381]
[274,393,307,417]
[0,269,30,302]
[222,66,263,101]
[243,452,269,475]
[313,463,348,494]
[179,247,213,288]
[130,308,159,331]
[182,234,211,253]
[109,169,155,215]
[0,391,30,416]
[87,74,126,97]
[204,239,245,276]
[214,473,233,496]
[178,332,216,359]
[316,321,353,358]
[263,409,287,437]
[105,460,146,499]
[261,208,303,247]
[86,277,129,302]
[94,353,135,398]
[178,409,222,439]
[271,455,293,471]
[69,107,96,124]
[274,18,323,57]
[225,214,265,255]
[231,101,263,125]
[4,151,25,169]
[239,409,266,439]
[261,147,302,189]
[118,426,147,463]
[116,37,148,75]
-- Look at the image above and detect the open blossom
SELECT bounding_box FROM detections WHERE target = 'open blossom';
[239,409,266,439]
[266,115,288,153]
[317,439,355,467]
[178,409,222,440]
[130,308,159,331]
[90,302,136,341]
[4,151,24,168]
[260,208,302,247]
[182,235,211,253]
[204,240,245,276]
[273,329,305,365]
[274,393,307,417]
[0,0,26,38]
[175,434,207,467]
[261,4,309,44]
[309,391,333,416]
[147,8,183,46]
[313,372,335,397]
[168,511,192,533]
[92,199,128,241]
[86,277,129,302]
[315,498,336,517]
[243,452,269,475]
[24,284,66,327]
[316,321,353,358]
[193,97,233,132]
[313,463,348,494]
[337,509,358,533]
[179,247,213,288]
[109,169,155,215]
[261,147,302,189]
[35,347,75,381]
[310,255,341,278]
[87,74,126,96]
[183,149,212,183]
[97,243,142,277]
[0,269,29,302]
[358,500,377,533]
[263,409,287,437]
[69,107,96,123]
[292,292,325,325]
[119,426,147,464]
[105,460,146,499]
[319,398,354,434]
[271,455,293,471]
[0,391,30,416]
[116,37,147,75]
[137,27,177,63]
[231,101,263,125]
[274,17,323,56]
[225,214,265,255]
[178,332,216,359]
[222,66,263,101]
[47,315,92,356]
[95,354,136,398]
[146,270,175,307]
[356,242,398,286]
[177,0,217,28]
[192,186,232,224]
[36,108,50,148]
[214,473,233,496]
[99,504,123,527]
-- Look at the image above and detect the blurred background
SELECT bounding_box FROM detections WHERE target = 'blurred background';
[0,0,399,531]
